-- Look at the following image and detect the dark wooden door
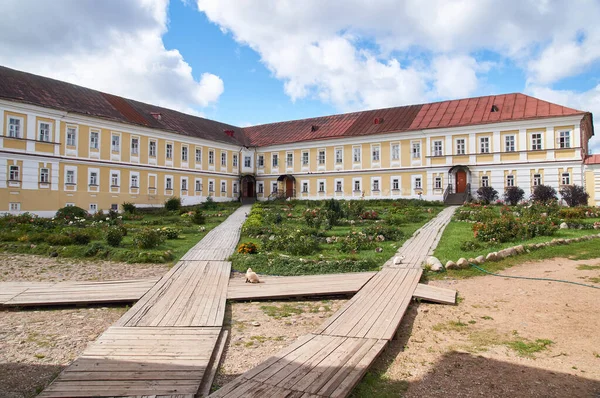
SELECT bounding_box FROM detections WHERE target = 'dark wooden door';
[246,181,254,197]
[456,170,466,193]
[285,179,294,198]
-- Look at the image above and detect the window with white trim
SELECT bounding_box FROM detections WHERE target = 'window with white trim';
[533,173,542,186]
[111,134,120,152]
[456,138,466,155]
[302,151,309,166]
[195,148,202,162]
[531,133,542,150]
[414,177,422,189]
[257,155,265,167]
[244,156,251,168]
[233,154,238,167]
[433,141,443,157]
[221,152,227,166]
[208,150,214,164]
[434,176,442,189]
[66,127,77,146]
[561,172,571,185]
[166,144,173,159]
[166,177,173,190]
[335,180,343,192]
[89,171,98,186]
[89,204,97,213]
[111,173,119,187]
[353,146,361,162]
[195,179,202,192]
[111,204,118,211]
[9,202,20,211]
[286,153,293,167]
[506,175,515,187]
[208,181,214,192]
[372,178,380,191]
[371,145,380,161]
[131,174,139,188]
[354,179,361,191]
[391,144,400,161]
[90,131,99,149]
[335,148,343,164]
[257,182,264,194]
[272,154,279,167]
[221,181,226,193]
[182,146,188,161]
[40,168,49,183]
[302,181,308,193]
[412,142,421,159]
[272,182,278,193]
[131,138,139,155]
[39,122,51,142]
[392,178,399,190]
[318,150,326,165]
[8,117,22,138]
[318,181,325,192]
[233,182,238,194]
[149,141,157,157]
[181,178,188,191]
[66,170,75,184]
[505,135,515,152]
[559,131,571,148]
[481,175,489,187]
[480,137,490,153]
[9,165,19,181]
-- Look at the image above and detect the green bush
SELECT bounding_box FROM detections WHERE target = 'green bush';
[325,199,343,225]
[460,240,484,251]
[192,209,206,225]
[55,206,88,220]
[105,226,124,247]
[85,242,108,257]
[203,196,217,210]
[363,224,403,241]
[46,234,74,246]
[133,228,165,249]
[122,202,136,213]
[477,186,499,205]
[304,208,324,229]
[558,207,587,220]
[164,197,182,211]
[385,214,405,225]
[69,230,92,245]
[473,213,556,243]
[260,228,320,255]
[242,206,265,235]
[339,231,374,253]
[0,232,20,242]
[160,227,180,239]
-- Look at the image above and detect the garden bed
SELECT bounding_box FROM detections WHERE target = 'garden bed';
[231,199,444,275]
[0,200,240,265]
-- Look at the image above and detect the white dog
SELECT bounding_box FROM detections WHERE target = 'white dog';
[245,268,260,283]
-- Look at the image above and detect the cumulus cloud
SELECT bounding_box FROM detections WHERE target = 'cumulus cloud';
[0,0,223,114]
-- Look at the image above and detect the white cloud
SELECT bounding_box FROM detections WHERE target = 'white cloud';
[432,55,480,99]
[0,0,223,114]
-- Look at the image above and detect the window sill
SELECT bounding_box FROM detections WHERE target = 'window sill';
[130,186,139,189]
[88,184,99,187]
[110,185,120,188]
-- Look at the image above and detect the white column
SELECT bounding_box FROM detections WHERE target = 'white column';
[0,108,4,148]
[26,113,36,152]
[468,133,476,164]
[54,118,61,156]
[546,126,555,160]
[492,130,501,162]
[519,129,527,161]
[51,162,59,191]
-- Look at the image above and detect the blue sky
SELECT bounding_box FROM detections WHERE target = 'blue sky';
[1,0,600,150]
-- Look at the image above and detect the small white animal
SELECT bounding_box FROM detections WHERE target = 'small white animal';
[393,255,406,265]
[245,268,260,283]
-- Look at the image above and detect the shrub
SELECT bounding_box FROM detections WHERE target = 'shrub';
[304,208,324,229]
[69,230,92,245]
[503,186,525,206]
[404,210,424,223]
[192,209,206,225]
[85,242,108,257]
[203,196,217,210]
[363,224,403,241]
[477,186,499,205]
[46,234,74,246]
[165,197,182,211]
[133,228,165,249]
[242,206,265,236]
[460,240,484,251]
[343,200,365,219]
[105,226,124,247]
[559,185,589,207]
[160,227,180,239]
[558,207,587,220]
[385,214,405,225]
[359,210,379,220]
[260,228,320,255]
[237,242,258,254]
[531,185,557,203]
[122,202,137,213]
[339,231,374,253]
[473,213,555,243]
[55,206,88,220]
[325,199,344,225]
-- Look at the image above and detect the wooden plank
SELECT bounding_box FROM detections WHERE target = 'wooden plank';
[413,284,456,304]
[198,329,229,397]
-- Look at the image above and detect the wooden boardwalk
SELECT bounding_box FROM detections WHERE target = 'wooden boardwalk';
[39,205,252,398]
[210,206,457,398]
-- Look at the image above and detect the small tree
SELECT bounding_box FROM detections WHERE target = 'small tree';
[477,186,499,205]
[531,184,557,203]
[122,202,136,213]
[503,186,525,206]
[560,185,589,207]
[164,197,182,211]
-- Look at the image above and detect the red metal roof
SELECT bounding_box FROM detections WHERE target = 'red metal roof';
[0,65,589,148]
[585,154,600,164]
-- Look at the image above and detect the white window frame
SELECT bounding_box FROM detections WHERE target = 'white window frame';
[221,180,227,193]
[352,146,361,163]
[302,151,309,166]
[40,168,50,184]
[195,147,202,163]
[90,130,100,150]
[561,172,571,185]
[66,125,78,147]
[271,182,278,194]
[149,140,157,157]
[38,121,51,142]
[110,171,120,187]
[65,169,76,185]
[181,177,188,192]
[371,177,381,192]
[286,152,294,168]
[506,175,515,187]
[371,144,380,163]
[353,178,362,192]
[9,165,20,181]
[335,147,343,164]
[432,140,443,157]
[301,180,309,193]
[244,156,251,168]
[272,153,279,167]
[195,178,203,192]
[335,178,343,193]
[318,179,326,193]
[208,179,215,193]
[257,154,265,168]
[131,137,139,155]
[9,202,21,212]
[412,141,421,159]
[533,173,542,186]
[208,149,215,165]
[89,203,98,213]
[233,153,238,168]
[455,138,466,155]
[434,176,443,189]
[391,143,400,162]
[166,143,173,159]
[165,176,173,191]
[233,181,238,194]
[221,151,227,167]
[505,135,515,152]
[481,175,489,187]
[182,145,189,162]
[558,131,571,149]
[8,116,23,138]
[479,137,490,154]
[257,182,264,194]
[318,149,326,166]
[391,177,400,191]
[130,172,139,189]
[531,133,543,151]
[88,169,99,190]
[111,133,121,152]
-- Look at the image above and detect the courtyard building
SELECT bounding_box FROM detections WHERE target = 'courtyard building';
[0,65,599,215]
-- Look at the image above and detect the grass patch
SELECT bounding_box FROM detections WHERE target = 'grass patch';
[260,304,305,319]
[350,370,409,398]
[467,329,505,352]
[576,264,600,270]
[505,338,554,357]
[432,320,469,332]
[588,276,600,283]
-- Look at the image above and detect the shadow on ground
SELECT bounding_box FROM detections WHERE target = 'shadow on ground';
[0,363,63,398]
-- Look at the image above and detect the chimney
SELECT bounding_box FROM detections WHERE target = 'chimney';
[224,129,235,137]
[150,112,162,120]
[373,117,384,124]
[311,125,319,132]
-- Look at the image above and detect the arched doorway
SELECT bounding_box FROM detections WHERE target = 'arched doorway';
[240,175,256,204]
[448,165,471,194]
[277,174,296,198]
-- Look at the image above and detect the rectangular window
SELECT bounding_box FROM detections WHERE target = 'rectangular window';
[40,168,49,183]
[336,180,343,192]
[9,202,20,211]
[221,181,226,193]
[66,170,75,184]
[414,177,422,189]
[391,144,400,161]
[258,155,264,167]
[302,151,309,165]
[272,182,278,193]
[319,181,325,192]
[131,175,139,188]
[89,171,98,186]
[195,179,202,192]
[90,131,99,149]
[67,127,77,146]
[195,148,202,162]
[8,117,22,138]
[561,172,571,185]
[480,137,490,153]
[221,152,227,166]
[335,148,343,164]
[182,146,188,161]
[506,175,515,187]
[111,204,118,211]
[505,135,515,152]
[233,154,238,167]
[318,150,326,165]
[481,175,489,187]
[286,153,293,167]
[149,141,157,157]
[209,181,214,192]
[272,154,279,167]
[371,145,380,162]
[131,138,139,155]
[392,178,399,190]
[233,183,238,194]
[244,156,251,168]
[39,122,51,142]
[302,182,308,193]
[456,139,466,155]
[372,179,380,191]
[257,183,264,194]
[434,176,442,189]
[533,173,542,186]
[208,150,214,164]
[111,134,120,152]
[353,147,361,162]
[9,165,19,181]
[182,178,188,191]
[354,180,361,191]
[433,141,443,157]
[412,142,421,159]
[166,177,173,190]
[89,204,97,213]
[111,173,119,187]
[166,144,173,159]
[531,133,542,150]
[559,131,571,148]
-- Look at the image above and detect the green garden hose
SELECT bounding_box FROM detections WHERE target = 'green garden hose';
[469,263,600,290]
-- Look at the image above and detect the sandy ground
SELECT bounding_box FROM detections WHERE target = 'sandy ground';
[1,254,599,397]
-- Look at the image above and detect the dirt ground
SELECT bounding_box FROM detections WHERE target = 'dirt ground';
[1,254,599,397]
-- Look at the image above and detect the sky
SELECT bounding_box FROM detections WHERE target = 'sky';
[1,0,600,151]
